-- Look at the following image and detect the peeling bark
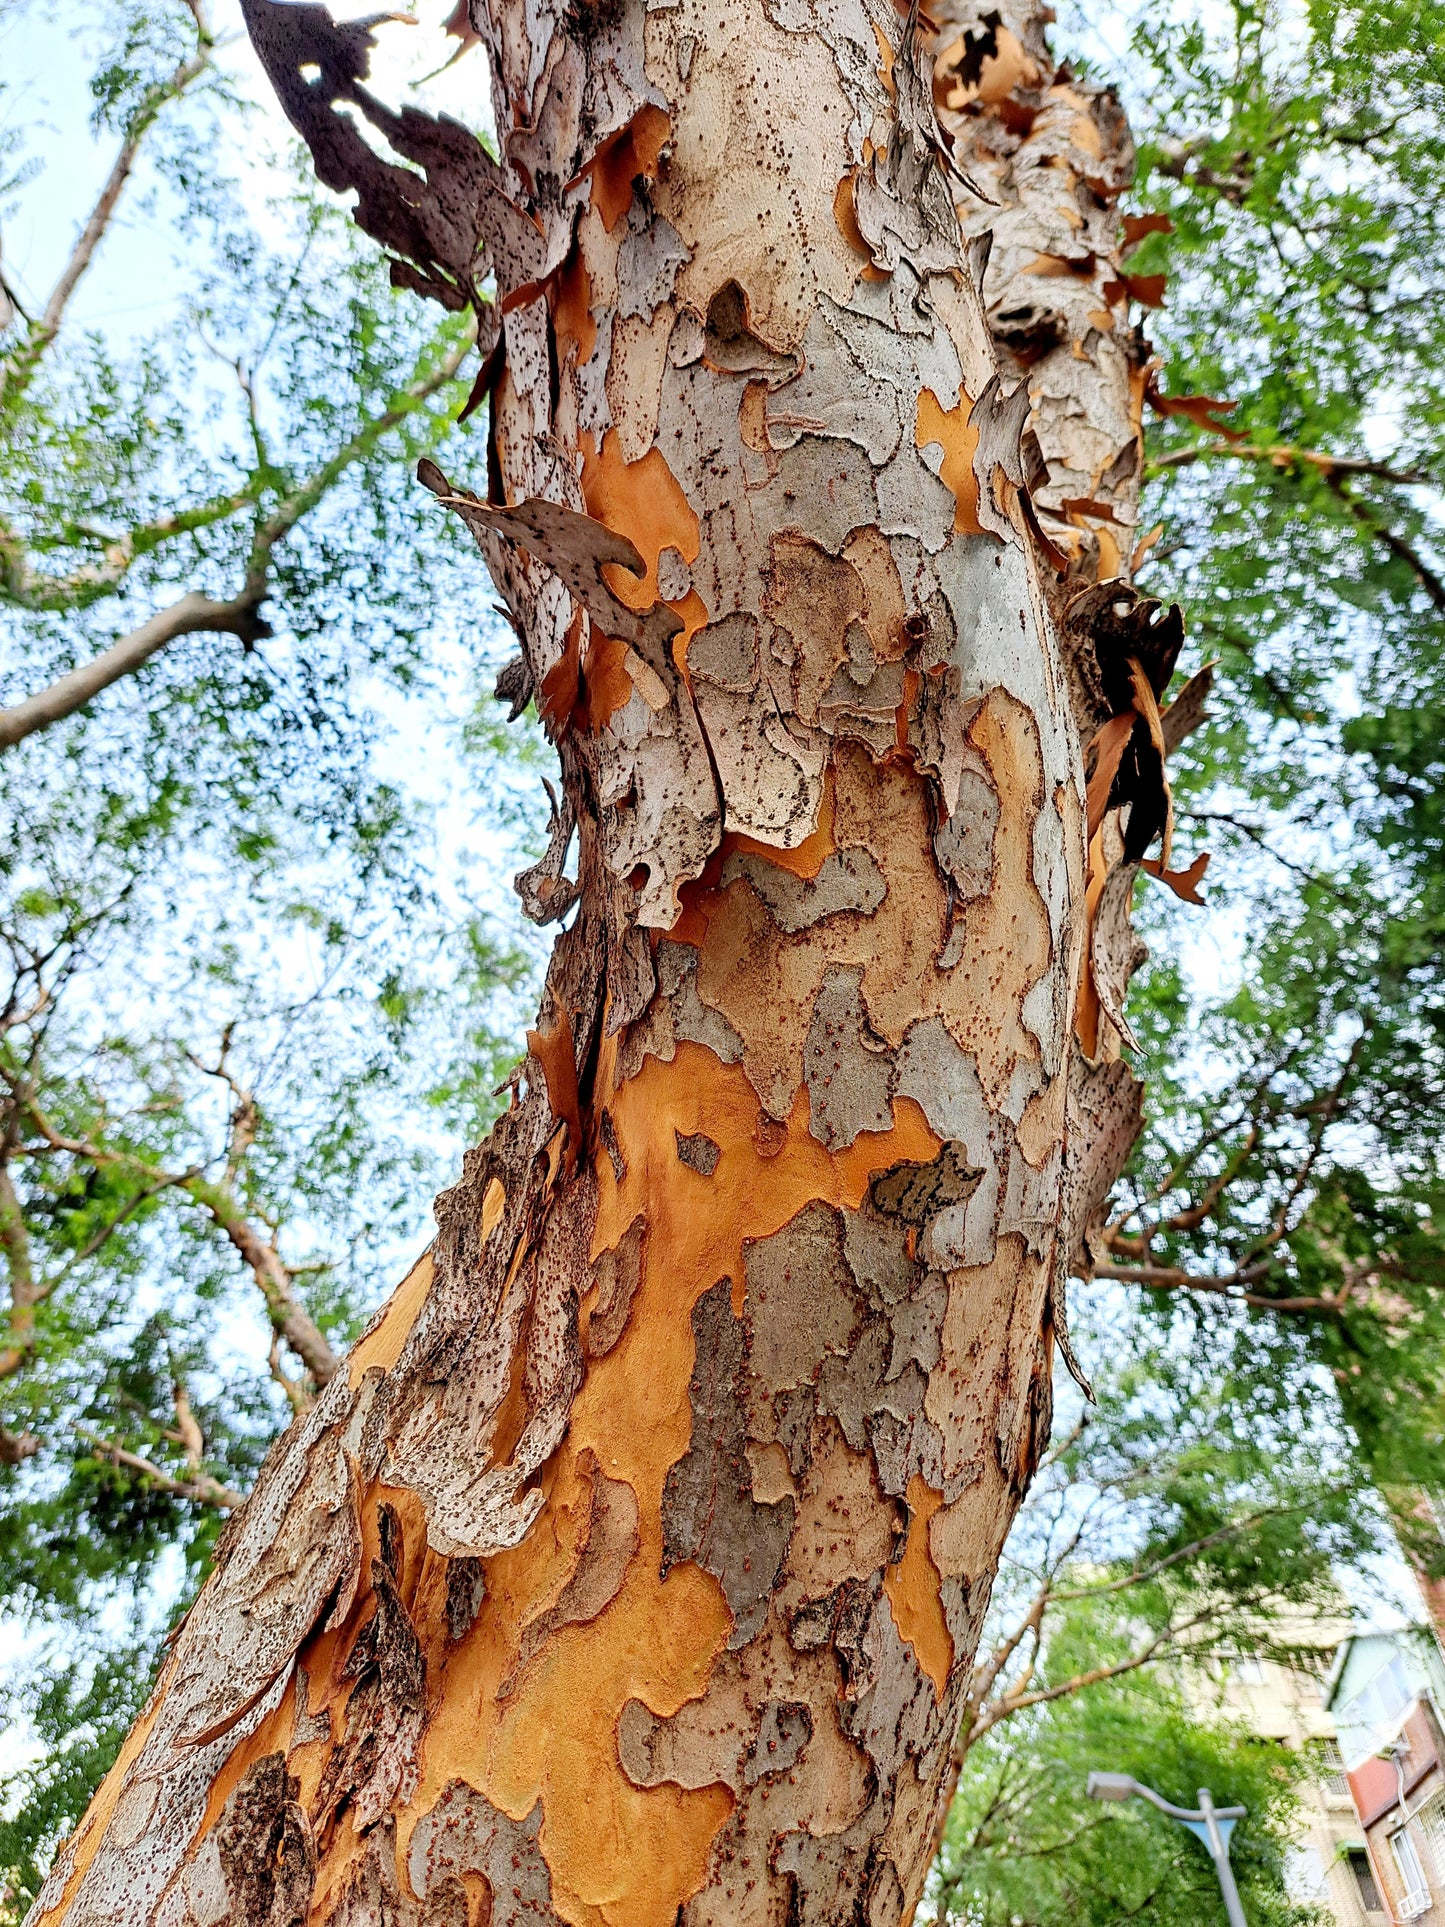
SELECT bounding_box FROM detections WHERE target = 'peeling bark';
[30,0,1206,1921]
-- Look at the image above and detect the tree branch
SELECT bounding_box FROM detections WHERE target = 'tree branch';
[236,320,475,599]
[1325,474,1445,615]
[0,492,256,612]
[1090,1259,1351,1314]
[0,1154,40,1379]
[0,16,215,407]
[1149,441,1432,489]
[1049,1508,1287,1603]
[15,1086,339,1387]
[0,590,272,752]
[0,323,474,751]
[182,1175,338,1387]
[971,1613,1218,1742]
[73,1423,243,1510]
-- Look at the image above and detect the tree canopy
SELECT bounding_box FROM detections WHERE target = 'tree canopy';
[1085,0,1445,1519]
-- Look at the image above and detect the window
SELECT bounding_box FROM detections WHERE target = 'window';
[1319,1739,1350,1799]
[1348,1850,1383,1912]
[1340,1654,1417,1747]
[1389,1826,1433,1919]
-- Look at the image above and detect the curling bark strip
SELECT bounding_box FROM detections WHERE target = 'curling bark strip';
[29,0,1203,1922]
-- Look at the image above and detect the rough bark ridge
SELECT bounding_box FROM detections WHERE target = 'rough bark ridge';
[30,1,1197,1922]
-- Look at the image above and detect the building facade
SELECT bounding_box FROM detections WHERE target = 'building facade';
[1197,1630,1384,1924]
[1323,1628,1445,1925]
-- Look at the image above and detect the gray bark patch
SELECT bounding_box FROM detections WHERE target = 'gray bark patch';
[407,1780,555,1925]
[742,1201,864,1393]
[743,1700,813,1784]
[675,1129,721,1176]
[662,1279,795,1648]
[804,963,895,1149]
[720,845,885,933]
[869,1144,983,1227]
[934,763,1000,902]
[619,940,745,1084]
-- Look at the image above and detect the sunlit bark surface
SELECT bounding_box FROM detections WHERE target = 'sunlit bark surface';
[28,0,1193,1921]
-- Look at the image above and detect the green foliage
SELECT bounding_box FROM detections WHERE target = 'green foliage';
[0,1649,154,1918]
[927,1296,1382,1925]
[934,9,1445,1895]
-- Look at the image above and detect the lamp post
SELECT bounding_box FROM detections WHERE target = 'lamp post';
[1087,1770,1249,1927]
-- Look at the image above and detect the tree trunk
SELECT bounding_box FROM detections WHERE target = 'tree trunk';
[28,1,1173,1921]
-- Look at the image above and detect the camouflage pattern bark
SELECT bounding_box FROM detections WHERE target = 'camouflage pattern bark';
[29,0,1203,1922]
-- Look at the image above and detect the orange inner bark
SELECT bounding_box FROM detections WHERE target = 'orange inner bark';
[167,1043,948,1927]
[916,387,988,537]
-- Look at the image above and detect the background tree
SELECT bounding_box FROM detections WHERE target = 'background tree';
[913,1293,1384,1922]
[950,1309,1375,1765]
[927,1660,1317,1925]
[1076,0,1445,1524]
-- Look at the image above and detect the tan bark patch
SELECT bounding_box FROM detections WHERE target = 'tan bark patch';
[883,1475,954,1700]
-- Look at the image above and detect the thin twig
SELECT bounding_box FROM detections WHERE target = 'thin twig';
[1326,475,1445,615]
[0,11,216,407]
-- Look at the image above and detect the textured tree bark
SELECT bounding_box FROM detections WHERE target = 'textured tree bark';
[28,1,1193,1922]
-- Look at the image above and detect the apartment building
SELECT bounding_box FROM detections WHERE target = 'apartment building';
[1322,1628,1445,1924]
[1197,1626,1385,1924]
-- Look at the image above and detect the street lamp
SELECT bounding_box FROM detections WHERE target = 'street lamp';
[1087,1770,1249,1927]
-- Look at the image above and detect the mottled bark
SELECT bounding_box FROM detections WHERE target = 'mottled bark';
[28,0,1202,1922]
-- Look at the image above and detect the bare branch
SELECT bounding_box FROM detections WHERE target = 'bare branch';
[185,1175,338,1388]
[268,1331,309,1417]
[168,1380,206,1468]
[969,1606,1237,1749]
[1178,808,1347,893]
[0,590,272,752]
[0,1426,41,1463]
[1049,1509,1288,1603]
[237,320,475,598]
[0,1157,40,1380]
[0,493,256,612]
